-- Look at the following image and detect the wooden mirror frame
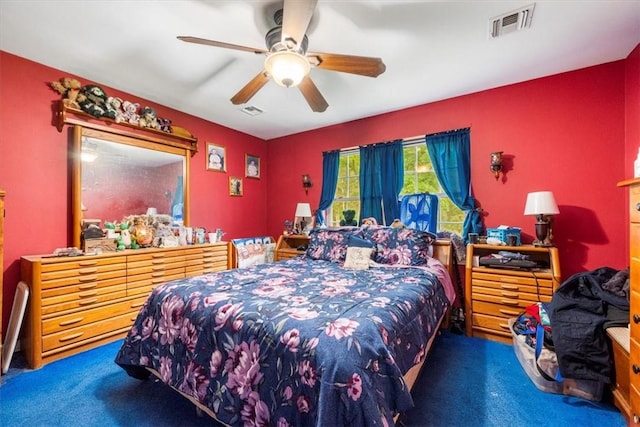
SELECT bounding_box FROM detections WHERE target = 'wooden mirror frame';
[57,103,197,248]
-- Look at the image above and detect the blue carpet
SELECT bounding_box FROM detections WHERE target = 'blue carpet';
[0,331,625,427]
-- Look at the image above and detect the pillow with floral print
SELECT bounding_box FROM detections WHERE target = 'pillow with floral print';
[305,227,362,262]
[361,226,436,266]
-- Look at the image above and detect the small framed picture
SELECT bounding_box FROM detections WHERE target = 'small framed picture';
[206,142,226,172]
[229,176,243,196]
[245,154,260,179]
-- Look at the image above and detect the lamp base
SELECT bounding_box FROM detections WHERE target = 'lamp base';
[533,217,554,247]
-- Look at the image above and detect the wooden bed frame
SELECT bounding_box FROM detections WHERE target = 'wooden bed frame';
[147,239,454,425]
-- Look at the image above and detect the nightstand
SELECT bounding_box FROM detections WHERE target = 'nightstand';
[275,235,310,261]
[465,244,561,343]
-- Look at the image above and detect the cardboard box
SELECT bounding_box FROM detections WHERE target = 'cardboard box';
[83,237,117,253]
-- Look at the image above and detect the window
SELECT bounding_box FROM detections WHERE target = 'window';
[329,141,464,234]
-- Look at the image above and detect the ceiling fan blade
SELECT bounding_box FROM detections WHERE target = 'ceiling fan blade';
[298,76,328,112]
[309,52,386,77]
[230,71,270,105]
[177,36,267,55]
[282,0,317,48]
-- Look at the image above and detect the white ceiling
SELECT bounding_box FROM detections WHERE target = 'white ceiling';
[1,1,638,140]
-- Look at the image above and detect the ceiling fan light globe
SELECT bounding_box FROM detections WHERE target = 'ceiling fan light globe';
[264,51,310,88]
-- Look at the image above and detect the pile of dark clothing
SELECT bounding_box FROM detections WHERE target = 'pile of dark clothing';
[549,267,629,384]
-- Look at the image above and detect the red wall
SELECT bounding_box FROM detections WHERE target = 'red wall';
[0,52,268,335]
[266,59,632,281]
[0,45,638,340]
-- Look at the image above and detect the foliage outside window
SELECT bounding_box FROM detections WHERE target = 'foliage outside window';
[329,142,464,234]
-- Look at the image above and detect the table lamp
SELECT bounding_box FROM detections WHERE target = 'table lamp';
[524,191,559,247]
[295,203,313,234]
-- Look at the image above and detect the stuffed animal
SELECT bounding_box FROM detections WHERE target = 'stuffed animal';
[361,217,378,227]
[78,85,109,118]
[105,97,126,123]
[340,210,358,226]
[50,77,83,108]
[157,117,172,133]
[122,100,140,125]
[139,106,160,130]
[390,219,406,228]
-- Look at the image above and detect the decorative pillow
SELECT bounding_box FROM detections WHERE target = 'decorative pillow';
[343,246,375,270]
[305,227,362,262]
[361,226,436,266]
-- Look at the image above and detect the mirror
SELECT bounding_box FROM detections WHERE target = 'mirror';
[71,125,192,248]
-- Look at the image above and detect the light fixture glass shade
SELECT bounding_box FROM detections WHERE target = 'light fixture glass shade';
[295,202,312,218]
[264,51,310,88]
[523,191,559,216]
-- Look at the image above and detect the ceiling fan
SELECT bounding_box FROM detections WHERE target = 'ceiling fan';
[177,0,386,112]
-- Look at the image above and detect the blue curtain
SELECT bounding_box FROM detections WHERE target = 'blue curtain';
[425,129,482,241]
[316,150,340,226]
[359,140,403,225]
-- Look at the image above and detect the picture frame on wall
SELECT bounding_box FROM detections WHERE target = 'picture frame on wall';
[206,142,226,172]
[229,176,243,196]
[245,154,260,179]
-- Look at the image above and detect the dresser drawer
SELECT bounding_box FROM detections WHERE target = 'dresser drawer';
[41,264,126,289]
[41,283,127,315]
[127,259,186,276]
[472,271,553,288]
[472,312,512,334]
[39,256,126,274]
[472,300,523,318]
[42,297,143,335]
[472,291,551,308]
[629,185,640,223]
[127,250,185,263]
[42,311,135,353]
[127,271,185,296]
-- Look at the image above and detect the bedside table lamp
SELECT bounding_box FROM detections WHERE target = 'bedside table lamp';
[524,191,559,247]
[295,203,313,235]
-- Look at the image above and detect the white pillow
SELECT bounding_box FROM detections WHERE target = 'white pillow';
[343,246,375,270]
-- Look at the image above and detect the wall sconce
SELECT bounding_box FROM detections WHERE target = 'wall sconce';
[302,174,313,194]
[524,191,560,247]
[490,151,503,180]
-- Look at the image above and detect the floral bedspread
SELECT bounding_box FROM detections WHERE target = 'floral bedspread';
[115,256,452,427]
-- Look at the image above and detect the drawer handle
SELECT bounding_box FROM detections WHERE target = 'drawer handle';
[78,283,97,290]
[501,291,519,298]
[78,275,98,282]
[634,314,640,324]
[633,364,640,375]
[79,268,98,275]
[152,278,165,284]
[152,259,165,265]
[79,290,98,298]
[501,284,519,291]
[500,298,520,306]
[152,271,165,277]
[131,302,145,308]
[78,298,98,306]
[499,309,521,316]
[78,260,97,267]
[499,323,510,330]
[59,331,84,342]
[59,317,84,326]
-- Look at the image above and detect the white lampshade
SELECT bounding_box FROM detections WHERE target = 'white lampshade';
[524,191,559,216]
[295,203,312,218]
[264,51,310,88]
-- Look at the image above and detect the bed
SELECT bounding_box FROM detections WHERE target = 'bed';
[115,226,455,426]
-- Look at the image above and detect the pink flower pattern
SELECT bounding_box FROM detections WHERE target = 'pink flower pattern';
[116,250,452,427]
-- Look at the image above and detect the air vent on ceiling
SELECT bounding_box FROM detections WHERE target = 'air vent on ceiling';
[489,3,535,38]
[240,105,264,116]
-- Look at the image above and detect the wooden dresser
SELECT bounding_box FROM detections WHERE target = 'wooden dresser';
[465,244,561,343]
[0,190,5,360]
[21,242,229,369]
[617,178,640,425]
[275,235,309,261]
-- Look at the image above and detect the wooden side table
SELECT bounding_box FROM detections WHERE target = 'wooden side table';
[275,235,309,261]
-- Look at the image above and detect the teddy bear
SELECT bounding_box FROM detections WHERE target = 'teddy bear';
[361,217,378,227]
[157,117,172,133]
[50,77,83,108]
[122,100,140,125]
[138,106,160,130]
[340,210,358,226]
[78,85,110,118]
[390,219,406,228]
[105,97,126,123]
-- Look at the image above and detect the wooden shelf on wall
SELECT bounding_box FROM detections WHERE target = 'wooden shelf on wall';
[53,101,198,154]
